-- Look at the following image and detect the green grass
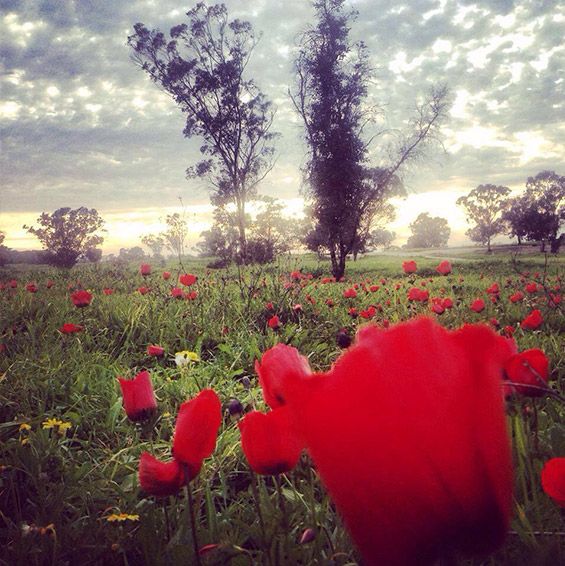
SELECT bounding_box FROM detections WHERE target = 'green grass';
[0,252,564,565]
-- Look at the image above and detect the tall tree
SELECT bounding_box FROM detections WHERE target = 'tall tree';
[161,213,190,263]
[457,184,510,252]
[405,213,450,248]
[129,3,277,261]
[24,207,104,268]
[290,0,448,279]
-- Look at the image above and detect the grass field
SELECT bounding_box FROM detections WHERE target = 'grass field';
[1,251,563,565]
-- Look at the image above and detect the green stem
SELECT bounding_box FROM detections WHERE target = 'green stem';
[184,469,202,566]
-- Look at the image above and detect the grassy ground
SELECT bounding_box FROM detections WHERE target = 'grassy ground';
[0,251,563,565]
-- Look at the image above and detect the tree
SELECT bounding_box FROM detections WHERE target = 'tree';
[118,247,146,262]
[141,233,165,258]
[161,213,190,262]
[369,227,395,250]
[0,231,8,267]
[197,206,240,263]
[456,184,510,252]
[250,196,296,257]
[290,0,448,279]
[24,207,104,268]
[405,213,450,248]
[503,195,530,245]
[129,3,277,261]
[520,171,564,252]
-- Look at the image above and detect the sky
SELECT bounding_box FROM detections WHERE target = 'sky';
[1,0,564,253]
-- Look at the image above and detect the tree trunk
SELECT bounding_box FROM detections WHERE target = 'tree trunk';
[487,238,492,253]
[540,240,546,253]
[550,235,562,254]
[517,235,522,245]
[236,200,247,263]
[329,245,339,278]
[353,250,358,261]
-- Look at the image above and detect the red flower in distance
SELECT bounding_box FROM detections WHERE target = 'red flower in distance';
[71,290,92,308]
[138,286,150,295]
[46,280,54,289]
[436,260,452,275]
[140,263,152,276]
[103,288,114,295]
[369,284,380,292]
[504,349,549,397]
[486,282,499,295]
[9,279,17,288]
[470,298,485,313]
[509,291,524,303]
[59,323,83,334]
[162,271,171,280]
[525,282,538,294]
[541,458,565,507]
[172,389,222,467]
[118,370,157,422]
[138,452,189,497]
[26,282,38,293]
[343,288,357,299]
[267,315,281,330]
[521,309,543,330]
[261,318,515,565]
[185,290,198,300]
[179,273,197,286]
[407,287,429,302]
[171,287,183,298]
[239,407,303,475]
[147,344,165,357]
[402,260,417,274]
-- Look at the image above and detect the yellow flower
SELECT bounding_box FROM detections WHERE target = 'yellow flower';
[162,411,171,418]
[174,350,200,367]
[57,422,72,435]
[20,438,29,446]
[19,423,31,431]
[106,513,140,523]
[42,418,63,430]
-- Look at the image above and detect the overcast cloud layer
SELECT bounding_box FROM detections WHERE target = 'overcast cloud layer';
[1,0,564,249]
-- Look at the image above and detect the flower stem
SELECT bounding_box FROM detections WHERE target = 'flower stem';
[184,467,202,566]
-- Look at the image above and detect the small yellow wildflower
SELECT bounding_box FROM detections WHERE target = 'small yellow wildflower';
[57,422,72,435]
[19,423,31,431]
[106,513,140,523]
[174,350,200,367]
[20,438,29,446]
[42,418,63,430]
[162,411,171,418]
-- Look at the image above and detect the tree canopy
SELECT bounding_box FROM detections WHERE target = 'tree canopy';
[128,3,277,261]
[405,213,450,248]
[24,207,104,268]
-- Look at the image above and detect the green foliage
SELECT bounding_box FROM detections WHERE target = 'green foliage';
[405,212,450,248]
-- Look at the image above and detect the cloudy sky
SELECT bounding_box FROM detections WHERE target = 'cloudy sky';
[1,0,563,253]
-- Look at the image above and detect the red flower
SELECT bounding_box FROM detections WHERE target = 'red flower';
[138,452,189,497]
[239,407,303,475]
[521,309,543,330]
[470,298,485,313]
[138,286,150,295]
[71,290,92,307]
[171,287,183,298]
[369,285,380,292]
[118,370,157,422]
[26,282,38,293]
[503,325,515,337]
[9,279,17,288]
[486,283,499,295]
[541,458,565,507]
[265,301,274,311]
[407,287,429,302]
[147,344,165,357]
[46,280,54,289]
[59,323,83,334]
[343,288,357,299]
[436,260,452,275]
[186,290,198,300]
[267,315,281,330]
[402,260,417,274]
[325,298,334,307]
[442,297,453,309]
[259,318,515,565]
[255,343,311,409]
[504,349,549,396]
[509,291,523,303]
[293,303,303,312]
[172,389,222,467]
[179,273,197,286]
[103,288,114,295]
[290,270,302,281]
[162,271,171,280]
[525,282,538,294]
[140,263,151,276]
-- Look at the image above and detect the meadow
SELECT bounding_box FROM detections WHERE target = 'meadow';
[0,250,563,566]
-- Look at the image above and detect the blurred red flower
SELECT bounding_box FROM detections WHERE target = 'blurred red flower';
[59,323,83,334]
[436,260,452,275]
[171,287,183,298]
[138,286,150,295]
[521,309,543,330]
[504,349,549,397]
[257,318,516,565]
[486,283,499,295]
[26,282,38,293]
[118,370,157,422]
[46,280,54,289]
[267,315,281,330]
[541,458,565,507]
[525,282,538,294]
[509,291,524,303]
[179,273,197,286]
[343,288,357,299]
[103,288,114,295]
[71,290,92,307]
[162,271,171,280]
[239,407,303,475]
[470,298,485,313]
[9,279,17,288]
[147,344,165,357]
[140,264,151,276]
[407,287,429,302]
[138,453,188,497]
[402,260,417,274]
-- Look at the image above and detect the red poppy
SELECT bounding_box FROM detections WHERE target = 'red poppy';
[172,389,222,467]
[26,282,38,293]
[46,280,54,289]
[402,260,417,274]
[239,407,303,475]
[186,291,198,300]
[486,283,499,295]
[171,287,183,298]
[59,323,83,334]
[118,370,157,422]
[503,325,515,337]
[442,297,453,309]
[255,343,311,410]
[162,271,171,280]
[140,263,152,276]
[325,298,335,307]
[348,307,358,317]
[549,293,561,307]
[521,309,543,330]
[259,318,515,565]
[470,298,485,313]
[267,315,281,330]
[179,273,197,286]
[290,270,302,281]
[343,288,357,299]
[265,301,274,311]
[525,282,538,294]
[369,285,380,292]
[321,277,334,284]
[138,452,189,497]
[103,288,114,295]
[147,344,165,357]
[293,303,303,312]
[436,261,452,275]
[509,291,524,303]
[407,287,429,302]
[9,279,17,288]
[541,458,565,507]
[503,349,549,397]
[71,290,92,307]
[138,286,150,295]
